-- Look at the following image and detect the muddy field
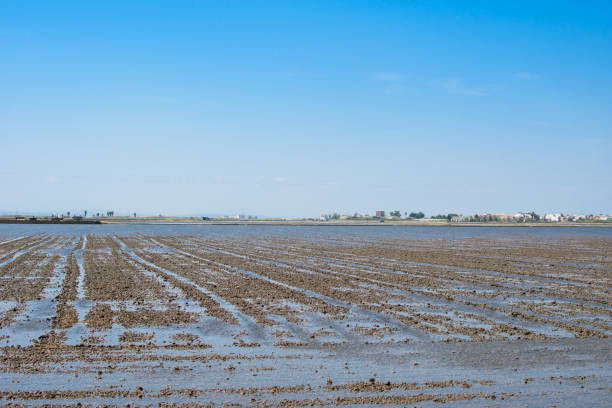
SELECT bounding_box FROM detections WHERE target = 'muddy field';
[0,228,610,406]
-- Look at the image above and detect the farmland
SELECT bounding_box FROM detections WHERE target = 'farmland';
[0,227,610,406]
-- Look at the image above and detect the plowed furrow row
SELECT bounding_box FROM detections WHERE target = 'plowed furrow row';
[168,236,610,339]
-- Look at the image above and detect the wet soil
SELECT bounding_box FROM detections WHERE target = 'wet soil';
[0,231,610,406]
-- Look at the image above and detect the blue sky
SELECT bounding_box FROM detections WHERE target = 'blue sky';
[1,1,611,217]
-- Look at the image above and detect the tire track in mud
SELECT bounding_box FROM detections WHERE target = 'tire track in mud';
[144,236,411,343]
[0,248,66,345]
[43,236,208,345]
[223,237,604,291]
[82,236,172,302]
[0,236,81,344]
[131,236,353,343]
[212,236,612,308]
[163,238,474,315]
[228,239,609,321]
[0,234,54,268]
[20,237,83,342]
[212,243,509,340]
[233,241,610,338]
[0,236,28,247]
[48,235,93,336]
[148,236,450,341]
[0,236,70,296]
[74,234,87,300]
[165,236,610,340]
[162,237,510,327]
[79,236,203,332]
[304,243,611,290]
[52,237,85,330]
[114,236,243,327]
[253,241,610,338]
[256,241,611,328]
[0,235,37,261]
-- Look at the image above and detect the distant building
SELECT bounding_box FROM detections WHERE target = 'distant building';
[450,216,465,222]
[544,213,562,222]
[473,213,511,222]
[492,213,510,221]
[375,211,385,218]
[511,212,534,222]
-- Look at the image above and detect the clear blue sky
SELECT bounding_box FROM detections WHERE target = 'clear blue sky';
[1,1,610,217]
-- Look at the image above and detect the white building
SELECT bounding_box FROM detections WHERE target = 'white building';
[544,213,562,222]
[511,212,535,221]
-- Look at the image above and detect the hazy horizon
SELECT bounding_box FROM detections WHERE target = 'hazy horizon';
[2,1,611,217]
[0,207,608,220]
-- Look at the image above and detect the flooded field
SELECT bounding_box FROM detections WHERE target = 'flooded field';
[0,225,610,406]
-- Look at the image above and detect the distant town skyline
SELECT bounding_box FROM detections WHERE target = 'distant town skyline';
[1,209,611,223]
[1,1,611,217]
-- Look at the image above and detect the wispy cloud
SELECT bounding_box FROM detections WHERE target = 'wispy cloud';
[274,177,287,183]
[371,72,403,82]
[434,78,487,96]
[515,71,539,80]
